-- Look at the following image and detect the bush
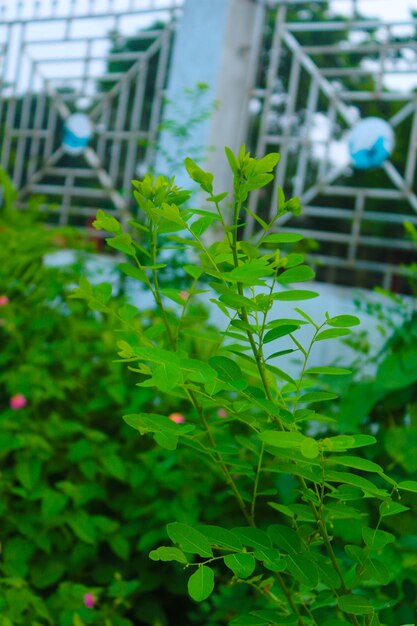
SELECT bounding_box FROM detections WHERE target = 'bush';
[77,146,417,626]
[1,148,416,626]
[0,200,218,625]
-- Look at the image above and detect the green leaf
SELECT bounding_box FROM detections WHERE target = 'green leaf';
[92,209,122,234]
[224,553,255,578]
[345,546,390,584]
[329,456,383,473]
[153,431,178,450]
[294,307,317,327]
[208,356,245,389]
[185,157,213,193]
[118,262,147,282]
[152,362,181,392]
[167,523,213,558]
[398,480,417,493]
[277,186,286,212]
[243,173,273,192]
[253,152,280,173]
[379,500,409,517]
[197,526,242,551]
[327,315,360,327]
[239,241,260,259]
[117,303,138,321]
[212,283,261,311]
[253,548,286,572]
[184,264,203,279]
[244,206,267,230]
[258,431,305,449]
[337,595,374,616]
[67,511,96,545]
[278,265,315,284]
[233,527,271,551]
[110,535,130,560]
[267,349,297,360]
[101,454,127,481]
[263,325,299,344]
[207,191,228,203]
[362,528,395,550]
[268,524,302,555]
[313,554,340,590]
[225,146,238,175]
[190,215,216,237]
[301,438,319,459]
[305,366,351,376]
[300,391,338,404]
[272,290,319,301]
[41,490,68,518]
[323,435,376,451]
[16,459,42,490]
[160,202,187,228]
[286,554,318,587]
[263,233,303,244]
[106,234,135,256]
[324,471,384,496]
[230,615,269,626]
[123,413,194,437]
[188,565,215,602]
[149,546,188,564]
[316,329,351,341]
[94,282,112,304]
[224,260,274,284]
[286,196,302,215]
[161,288,189,305]
[31,560,65,589]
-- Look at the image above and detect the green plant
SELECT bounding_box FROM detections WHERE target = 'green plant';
[83,146,416,625]
[154,82,218,176]
[0,192,226,625]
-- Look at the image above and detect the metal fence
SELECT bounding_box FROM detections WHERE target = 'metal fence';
[246,0,417,291]
[0,0,182,228]
[1,0,417,291]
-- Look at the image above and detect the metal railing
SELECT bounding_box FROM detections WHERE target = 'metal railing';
[0,0,183,227]
[245,0,417,291]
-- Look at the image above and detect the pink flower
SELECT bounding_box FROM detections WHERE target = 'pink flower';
[83,593,95,609]
[0,296,9,306]
[10,394,27,410]
[179,290,189,301]
[168,412,185,424]
[217,408,228,418]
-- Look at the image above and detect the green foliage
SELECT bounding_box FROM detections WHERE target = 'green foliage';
[0,203,222,625]
[86,146,416,625]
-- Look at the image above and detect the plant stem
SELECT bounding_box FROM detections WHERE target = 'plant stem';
[185,388,254,527]
[275,572,305,626]
[299,476,361,626]
[250,442,264,521]
[229,190,307,626]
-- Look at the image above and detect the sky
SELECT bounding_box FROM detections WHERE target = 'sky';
[333,0,416,20]
[1,0,416,95]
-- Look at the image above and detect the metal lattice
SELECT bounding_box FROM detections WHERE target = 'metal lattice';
[0,0,182,228]
[247,0,417,291]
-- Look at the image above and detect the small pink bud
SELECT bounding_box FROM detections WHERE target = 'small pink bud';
[217,408,228,418]
[83,593,95,609]
[179,290,189,301]
[168,412,185,424]
[10,394,27,410]
[0,296,9,306]
[0,319,4,326]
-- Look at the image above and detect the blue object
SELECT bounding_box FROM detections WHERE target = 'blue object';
[348,117,394,170]
[63,113,93,155]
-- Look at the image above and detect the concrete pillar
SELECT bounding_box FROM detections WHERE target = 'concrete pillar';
[155,0,260,194]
